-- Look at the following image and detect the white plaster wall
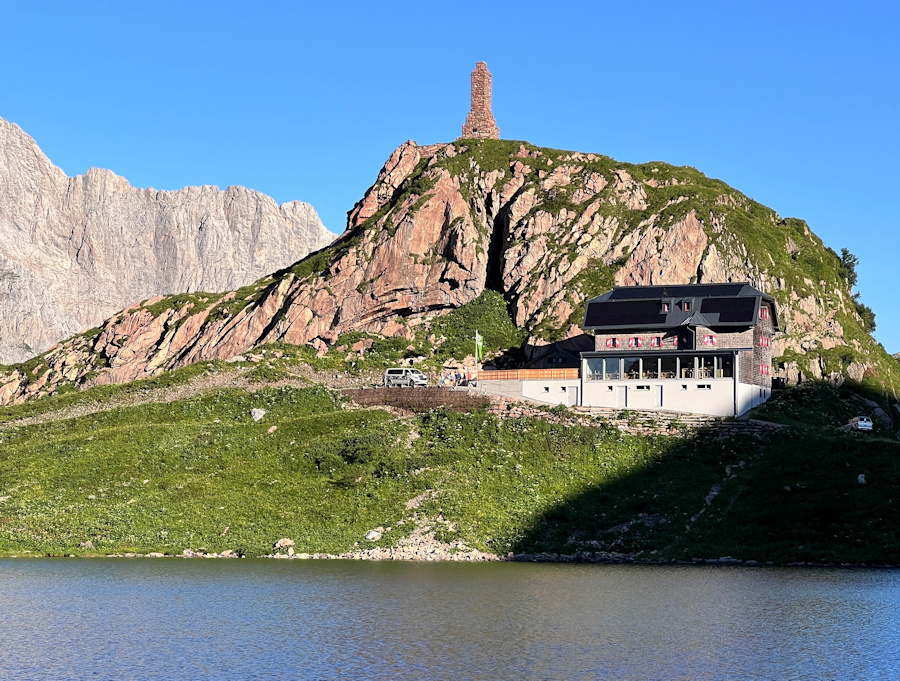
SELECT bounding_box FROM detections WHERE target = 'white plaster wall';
[522,379,581,406]
[582,379,737,416]
[737,383,771,415]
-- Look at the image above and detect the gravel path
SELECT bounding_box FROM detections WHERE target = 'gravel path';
[0,364,374,432]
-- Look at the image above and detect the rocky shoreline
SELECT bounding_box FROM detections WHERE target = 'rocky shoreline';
[5,510,897,568]
[17,550,897,569]
[13,520,899,568]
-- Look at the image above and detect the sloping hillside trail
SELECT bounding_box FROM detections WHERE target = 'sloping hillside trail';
[0,364,371,433]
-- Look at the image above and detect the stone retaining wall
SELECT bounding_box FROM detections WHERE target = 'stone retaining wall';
[487,397,787,438]
[343,387,489,412]
[344,387,787,438]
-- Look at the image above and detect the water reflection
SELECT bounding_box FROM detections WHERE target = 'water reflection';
[0,560,898,680]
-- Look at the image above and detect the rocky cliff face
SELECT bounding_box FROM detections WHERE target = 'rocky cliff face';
[1,138,892,404]
[0,116,334,364]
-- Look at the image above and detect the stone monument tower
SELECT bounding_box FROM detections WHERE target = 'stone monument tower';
[460,61,499,140]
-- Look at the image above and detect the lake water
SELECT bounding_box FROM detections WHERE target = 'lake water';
[0,559,898,680]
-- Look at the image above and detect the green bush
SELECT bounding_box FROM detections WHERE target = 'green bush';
[431,290,526,361]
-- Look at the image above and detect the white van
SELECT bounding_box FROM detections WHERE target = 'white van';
[383,368,428,387]
[849,415,873,432]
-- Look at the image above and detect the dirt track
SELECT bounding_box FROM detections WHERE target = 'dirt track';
[0,364,375,432]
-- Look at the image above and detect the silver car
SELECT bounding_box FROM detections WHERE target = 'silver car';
[849,416,873,432]
[383,368,428,387]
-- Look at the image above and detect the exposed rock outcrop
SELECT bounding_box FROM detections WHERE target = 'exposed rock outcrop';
[0,116,334,364]
[1,138,891,403]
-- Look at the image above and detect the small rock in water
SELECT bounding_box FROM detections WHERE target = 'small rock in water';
[251,408,267,422]
[858,473,867,485]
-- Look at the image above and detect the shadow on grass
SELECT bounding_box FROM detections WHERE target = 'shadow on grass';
[509,428,900,565]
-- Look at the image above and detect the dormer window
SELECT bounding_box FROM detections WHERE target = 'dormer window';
[662,302,669,313]
[682,301,691,312]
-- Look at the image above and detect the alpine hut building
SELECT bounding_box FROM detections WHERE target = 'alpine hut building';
[578,283,779,416]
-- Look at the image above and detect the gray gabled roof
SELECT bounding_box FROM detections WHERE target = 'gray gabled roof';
[582,282,780,332]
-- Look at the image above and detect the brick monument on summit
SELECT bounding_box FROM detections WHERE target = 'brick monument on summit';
[460,62,499,140]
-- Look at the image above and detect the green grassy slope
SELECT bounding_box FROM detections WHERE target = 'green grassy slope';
[1,379,898,564]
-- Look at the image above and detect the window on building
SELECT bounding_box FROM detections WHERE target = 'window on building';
[660,356,677,379]
[759,336,770,348]
[623,357,640,380]
[548,356,566,365]
[628,337,643,348]
[643,357,659,379]
[715,355,734,378]
[760,306,770,320]
[681,357,697,379]
[698,355,716,379]
[702,334,717,347]
[759,363,771,376]
[650,336,662,347]
[636,385,651,391]
[682,301,691,312]
[605,337,620,348]
[697,384,711,390]
[604,357,620,380]
[585,357,603,381]
[662,302,669,312]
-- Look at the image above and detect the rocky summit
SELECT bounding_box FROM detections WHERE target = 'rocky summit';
[0,116,334,365]
[0,138,892,403]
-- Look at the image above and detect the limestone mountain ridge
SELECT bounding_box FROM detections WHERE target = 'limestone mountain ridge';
[1,138,894,404]
[0,116,334,365]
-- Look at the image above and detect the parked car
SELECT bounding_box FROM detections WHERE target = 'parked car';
[383,368,428,387]
[849,415,873,432]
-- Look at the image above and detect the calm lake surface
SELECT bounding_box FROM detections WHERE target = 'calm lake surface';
[0,559,898,680]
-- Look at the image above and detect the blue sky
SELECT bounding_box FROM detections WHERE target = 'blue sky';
[2,1,898,352]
